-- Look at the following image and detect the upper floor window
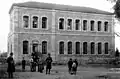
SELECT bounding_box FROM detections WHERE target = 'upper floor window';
[90,21,94,31]
[83,20,87,30]
[23,15,29,28]
[67,19,72,30]
[98,21,101,31]
[42,17,47,29]
[83,42,87,54]
[32,16,38,28]
[75,19,80,30]
[23,40,29,54]
[59,41,64,54]
[104,22,108,32]
[59,18,64,30]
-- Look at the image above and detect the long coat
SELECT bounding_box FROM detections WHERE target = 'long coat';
[7,56,15,72]
[46,57,52,69]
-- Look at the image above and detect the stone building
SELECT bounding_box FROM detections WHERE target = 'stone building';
[8,1,115,62]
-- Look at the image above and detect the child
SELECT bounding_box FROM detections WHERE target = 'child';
[72,61,77,75]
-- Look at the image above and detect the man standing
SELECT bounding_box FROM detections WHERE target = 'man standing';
[7,52,15,78]
[68,58,73,74]
[22,57,26,72]
[45,53,52,74]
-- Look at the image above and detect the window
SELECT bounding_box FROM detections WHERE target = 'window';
[68,41,72,54]
[67,19,72,30]
[98,42,102,54]
[32,16,38,28]
[75,42,80,54]
[91,42,95,54]
[104,22,108,32]
[75,19,80,30]
[83,42,87,54]
[90,21,94,31]
[23,16,29,28]
[42,41,47,54]
[42,17,47,29]
[83,20,87,30]
[23,41,28,54]
[59,18,64,29]
[59,41,64,54]
[98,21,101,31]
[105,42,108,54]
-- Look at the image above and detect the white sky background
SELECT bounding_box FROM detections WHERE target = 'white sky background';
[0,0,120,52]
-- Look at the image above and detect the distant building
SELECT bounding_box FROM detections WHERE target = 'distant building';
[8,2,115,62]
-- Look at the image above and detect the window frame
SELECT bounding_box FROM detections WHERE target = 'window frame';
[58,17,65,30]
[22,14,30,29]
[82,19,88,31]
[41,16,48,30]
[104,21,109,32]
[67,41,72,54]
[59,41,64,54]
[66,18,73,31]
[23,40,29,54]
[42,41,48,54]
[82,42,88,55]
[31,15,39,29]
[90,20,95,31]
[75,19,81,31]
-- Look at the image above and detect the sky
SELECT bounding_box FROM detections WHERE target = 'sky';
[0,0,119,53]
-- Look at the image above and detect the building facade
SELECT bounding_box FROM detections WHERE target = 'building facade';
[8,2,115,62]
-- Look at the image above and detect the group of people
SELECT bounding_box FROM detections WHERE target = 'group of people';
[7,52,53,78]
[6,52,78,78]
[68,58,78,75]
[23,53,53,74]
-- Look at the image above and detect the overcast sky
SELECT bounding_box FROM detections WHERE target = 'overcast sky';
[0,0,119,52]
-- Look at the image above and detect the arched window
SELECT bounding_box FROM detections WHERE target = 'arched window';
[98,42,102,54]
[75,19,80,30]
[83,42,87,54]
[75,42,80,54]
[68,41,72,54]
[83,20,87,30]
[23,41,29,54]
[42,41,47,54]
[42,17,47,29]
[104,22,108,32]
[90,20,94,31]
[59,18,64,29]
[67,19,72,30]
[59,41,64,54]
[32,16,38,28]
[23,15,29,28]
[105,42,108,54]
[91,42,95,54]
[98,21,101,31]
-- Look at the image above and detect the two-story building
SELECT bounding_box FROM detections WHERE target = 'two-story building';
[8,1,115,62]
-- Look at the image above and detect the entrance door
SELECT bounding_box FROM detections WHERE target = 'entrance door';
[32,44,38,53]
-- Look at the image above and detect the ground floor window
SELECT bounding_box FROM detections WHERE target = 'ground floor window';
[23,41,28,54]
[98,42,102,54]
[59,41,64,54]
[75,42,80,54]
[68,41,72,54]
[83,42,87,54]
[91,42,95,54]
[105,42,108,54]
[42,41,47,54]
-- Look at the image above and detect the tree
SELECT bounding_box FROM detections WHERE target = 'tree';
[107,0,120,20]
